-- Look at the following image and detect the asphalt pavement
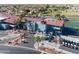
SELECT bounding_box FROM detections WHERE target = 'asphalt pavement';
[59,46,79,54]
[0,44,40,54]
[0,30,40,54]
[18,32,35,48]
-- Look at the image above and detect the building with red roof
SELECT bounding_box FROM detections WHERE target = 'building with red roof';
[26,17,64,34]
[27,17,64,27]
[45,20,64,27]
[44,17,64,27]
[27,17,44,22]
[0,13,17,24]
[3,16,16,24]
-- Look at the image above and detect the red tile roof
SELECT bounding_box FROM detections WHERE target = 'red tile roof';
[0,14,16,24]
[0,14,64,26]
[4,16,16,24]
[0,14,9,19]
[45,20,64,26]
[27,17,43,22]
[27,17,64,26]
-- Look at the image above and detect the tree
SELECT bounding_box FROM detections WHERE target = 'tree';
[34,32,42,48]
[52,5,69,20]
[14,7,30,30]
[55,14,61,20]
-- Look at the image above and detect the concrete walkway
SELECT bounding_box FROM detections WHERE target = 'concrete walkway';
[35,41,74,54]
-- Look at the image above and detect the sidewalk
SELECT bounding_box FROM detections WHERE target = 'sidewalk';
[34,41,74,54]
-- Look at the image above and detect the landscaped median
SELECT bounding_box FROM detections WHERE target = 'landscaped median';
[34,41,73,54]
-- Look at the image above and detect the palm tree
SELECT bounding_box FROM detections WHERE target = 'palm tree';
[34,32,42,49]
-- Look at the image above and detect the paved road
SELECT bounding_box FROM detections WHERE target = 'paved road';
[0,30,8,37]
[0,31,9,44]
[18,32,35,48]
[59,46,79,54]
[0,44,40,54]
[0,30,35,48]
[0,30,40,54]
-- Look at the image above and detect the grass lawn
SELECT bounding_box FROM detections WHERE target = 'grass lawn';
[64,16,79,29]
